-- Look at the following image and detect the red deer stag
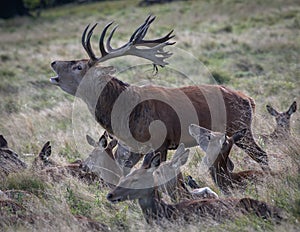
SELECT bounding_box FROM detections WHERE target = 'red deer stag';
[189,124,270,194]
[261,101,297,143]
[50,15,268,171]
[107,144,281,224]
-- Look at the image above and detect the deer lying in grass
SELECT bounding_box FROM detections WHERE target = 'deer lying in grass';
[50,15,269,172]
[261,101,297,143]
[83,131,143,185]
[0,135,27,180]
[189,124,269,194]
[107,144,281,224]
[32,141,96,183]
[145,144,218,201]
[84,133,122,186]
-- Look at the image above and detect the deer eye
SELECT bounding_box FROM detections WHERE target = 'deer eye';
[77,65,82,70]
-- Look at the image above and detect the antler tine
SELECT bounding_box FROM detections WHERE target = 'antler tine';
[129,16,175,48]
[82,15,175,66]
[129,15,151,42]
[138,15,156,39]
[86,23,98,60]
[99,21,114,57]
[82,24,91,57]
[141,30,175,46]
[81,24,89,49]
[129,15,155,43]
[106,24,119,52]
[82,23,98,61]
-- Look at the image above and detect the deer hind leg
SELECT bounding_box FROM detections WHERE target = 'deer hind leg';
[234,130,269,171]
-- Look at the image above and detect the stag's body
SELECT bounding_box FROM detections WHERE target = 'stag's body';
[107,145,281,224]
[50,16,268,169]
[52,65,267,166]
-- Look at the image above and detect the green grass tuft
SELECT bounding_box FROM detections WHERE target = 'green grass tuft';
[1,172,47,198]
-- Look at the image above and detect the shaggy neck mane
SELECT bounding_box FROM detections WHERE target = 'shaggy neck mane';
[94,76,129,133]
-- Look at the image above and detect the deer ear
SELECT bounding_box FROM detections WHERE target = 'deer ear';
[189,124,212,138]
[0,135,8,148]
[39,141,51,159]
[232,129,247,143]
[149,152,161,169]
[266,105,279,116]
[172,143,185,160]
[287,101,297,115]
[108,139,118,150]
[172,149,190,169]
[86,134,97,147]
[189,124,213,152]
[171,143,190,168]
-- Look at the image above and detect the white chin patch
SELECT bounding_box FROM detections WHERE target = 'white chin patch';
[50,76,59,85]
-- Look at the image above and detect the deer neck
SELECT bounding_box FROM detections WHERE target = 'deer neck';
[95,77,129,133]
[271,126,290,139]
[138,188,176,223]
[209,153,233,193]
[77,72,129,133]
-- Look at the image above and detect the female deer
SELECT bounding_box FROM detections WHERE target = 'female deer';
[189,125,267,194]
[107,144,281,224]
[261,101,297,143]
[83,132,143,186]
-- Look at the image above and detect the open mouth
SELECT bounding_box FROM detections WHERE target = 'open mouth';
[50,76,59,85]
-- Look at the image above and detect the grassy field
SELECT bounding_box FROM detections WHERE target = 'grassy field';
[0,0,300,231]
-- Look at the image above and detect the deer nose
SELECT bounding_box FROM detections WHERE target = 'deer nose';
[51,61,56,67]
[106,193,113,200]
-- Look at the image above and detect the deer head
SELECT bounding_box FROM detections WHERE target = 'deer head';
[189,124,246,171]
[152,144,189,188]
[106,150,161,203]
[50,15,175,96]
[266,101,297,134]
[107,144,190,203]
[114,142,143,176]
[83,133,122,185]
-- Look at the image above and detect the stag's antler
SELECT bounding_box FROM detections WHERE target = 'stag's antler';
[82,15,175,67]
